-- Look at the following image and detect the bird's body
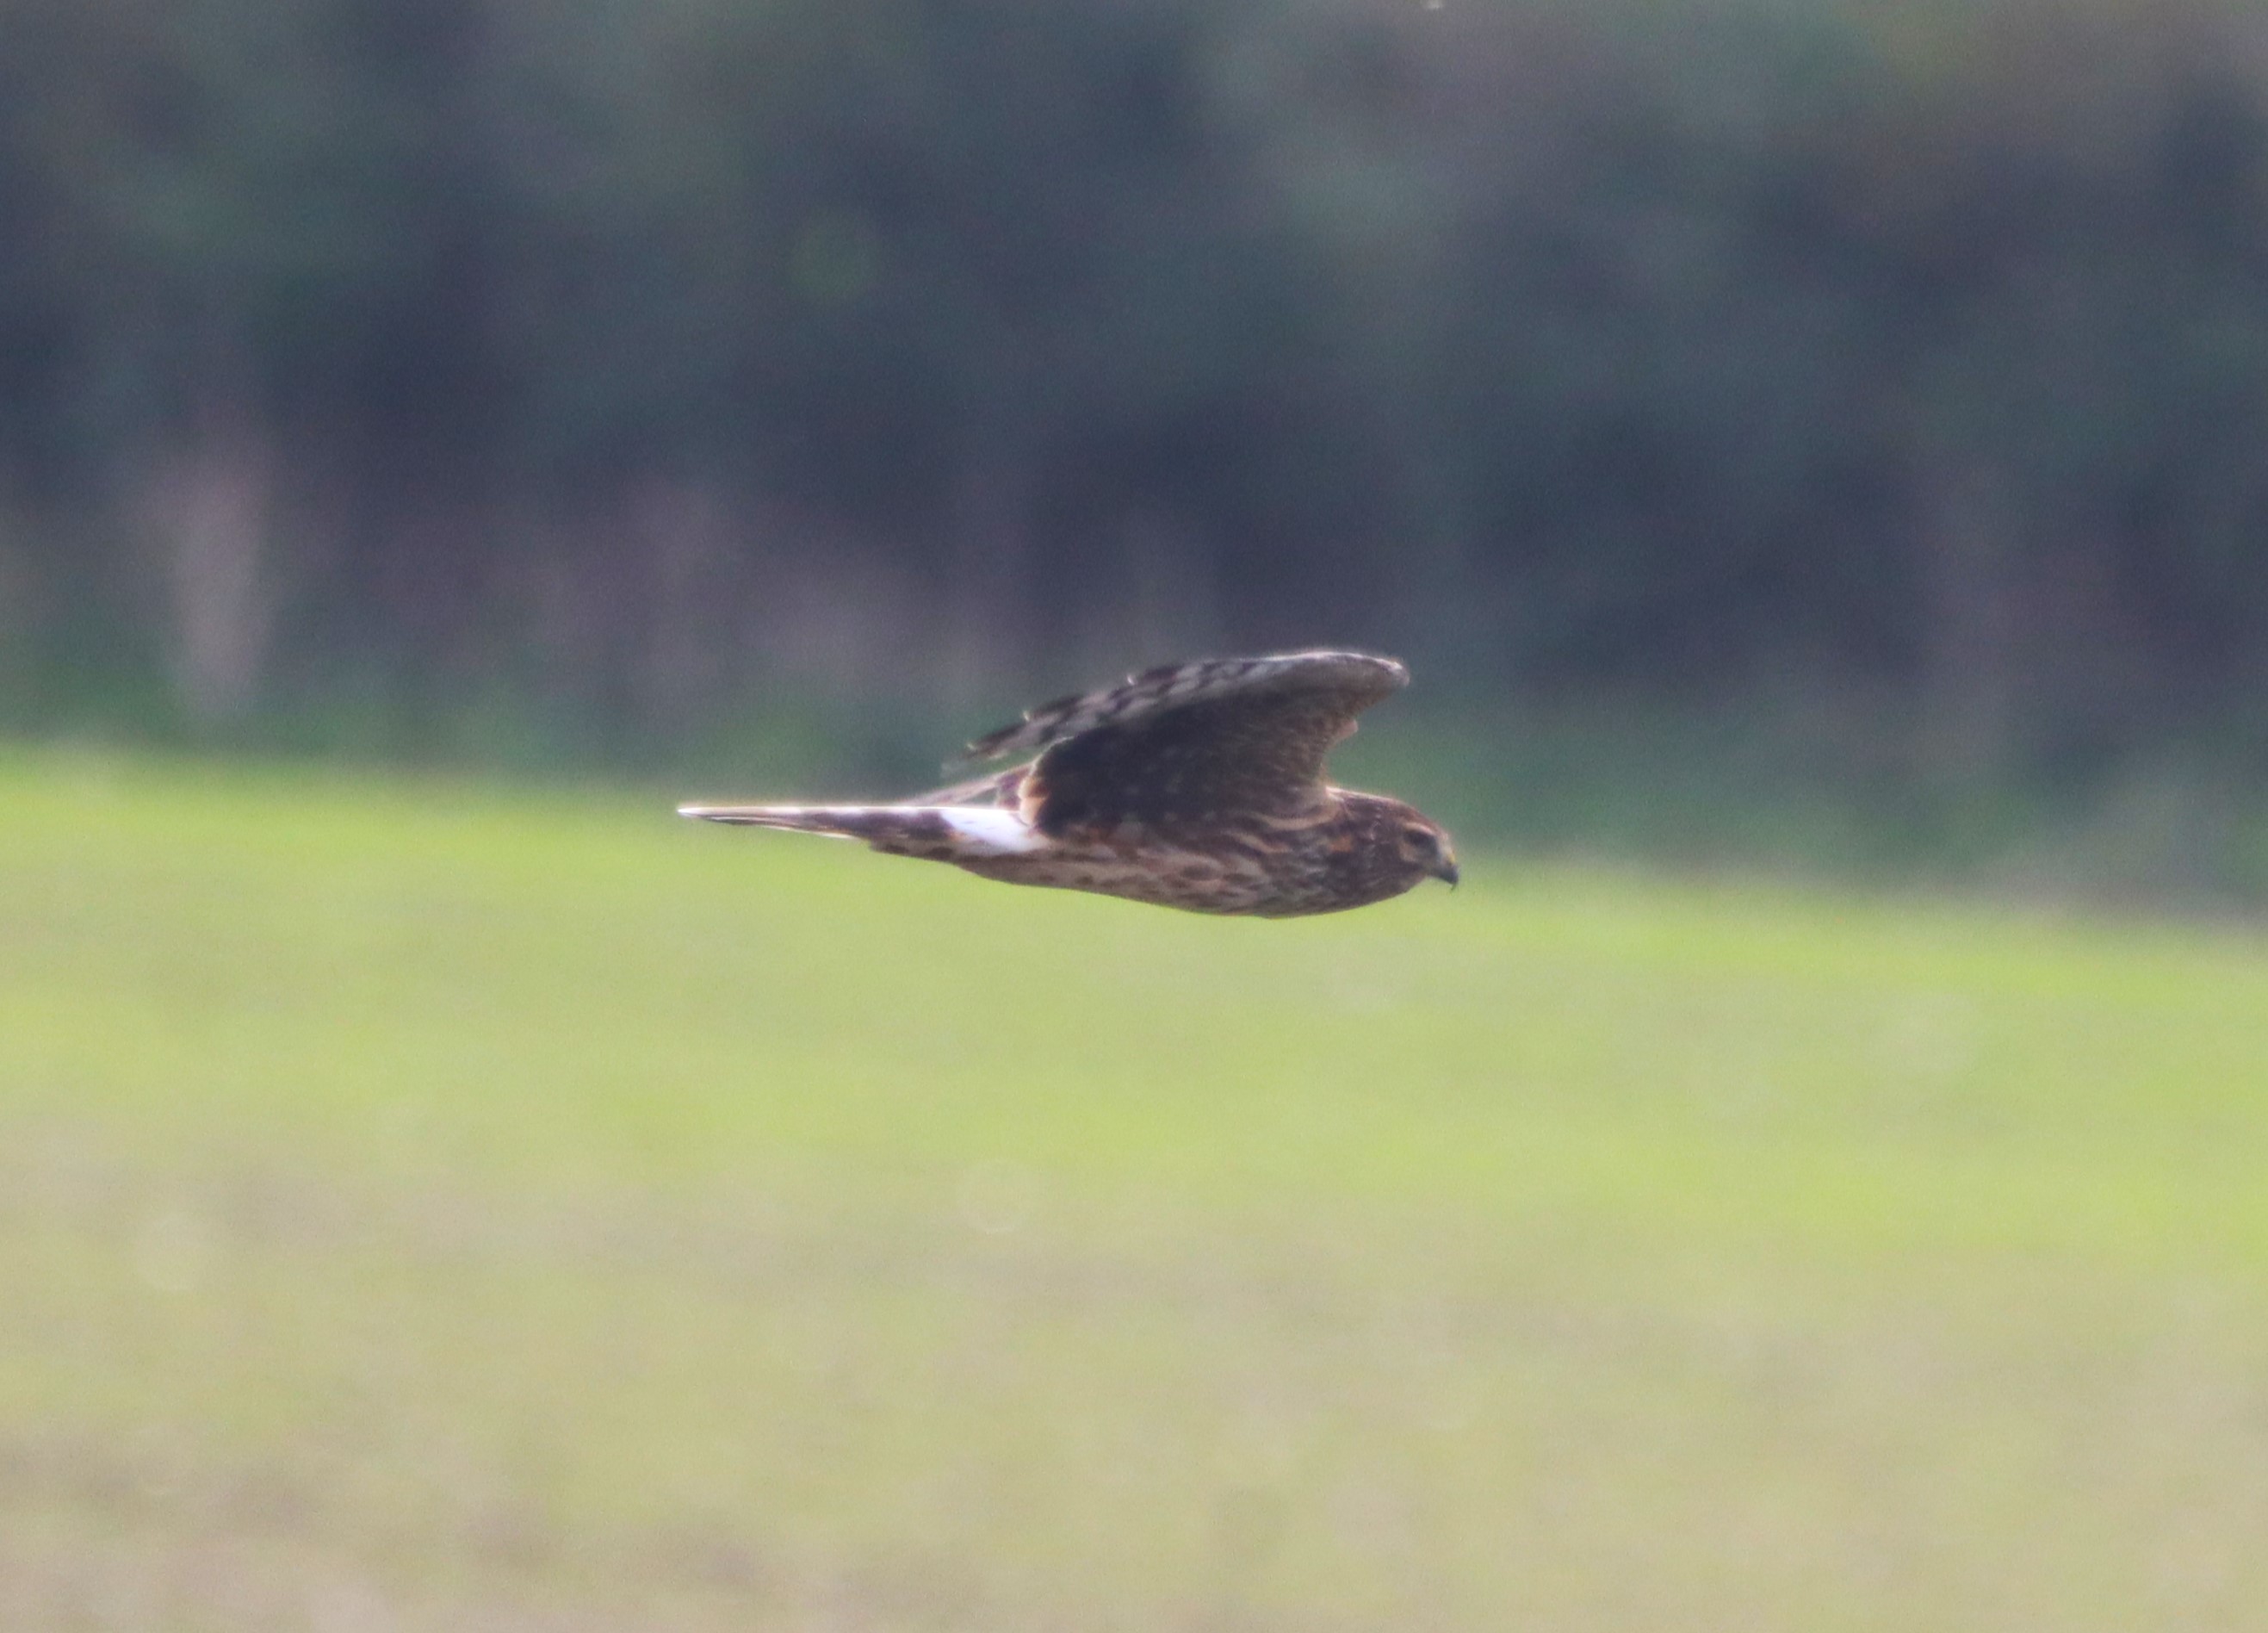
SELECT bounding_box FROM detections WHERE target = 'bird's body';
[679,651,1458,917]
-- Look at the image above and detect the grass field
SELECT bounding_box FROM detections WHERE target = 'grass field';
[3,748,2267,1630]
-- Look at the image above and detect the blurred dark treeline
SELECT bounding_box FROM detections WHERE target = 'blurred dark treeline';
[6,0,2268,809]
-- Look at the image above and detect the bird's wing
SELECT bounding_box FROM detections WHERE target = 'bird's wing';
[963,651,1409,835]
[964,651,1406,765]
[899,765,1026,808]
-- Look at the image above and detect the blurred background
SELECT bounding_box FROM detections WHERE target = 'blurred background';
[7,0,2268,884]
[7,1,2268,1629]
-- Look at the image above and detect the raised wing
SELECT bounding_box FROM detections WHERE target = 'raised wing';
[966,651,1409,836]
[965,651,1404,765]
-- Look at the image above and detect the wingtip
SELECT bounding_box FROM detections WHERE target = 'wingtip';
[1270,648,1409,687]
[956,730,1016,765]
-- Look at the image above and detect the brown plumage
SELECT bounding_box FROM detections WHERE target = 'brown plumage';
[678,650,1459,917]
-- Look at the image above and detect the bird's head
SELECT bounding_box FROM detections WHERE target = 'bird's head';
[1393,811,1459,889]
[1327,792,1461,907]
[1333,789,1460,893]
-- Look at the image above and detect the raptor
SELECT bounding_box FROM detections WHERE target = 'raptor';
[679,651,1458,916]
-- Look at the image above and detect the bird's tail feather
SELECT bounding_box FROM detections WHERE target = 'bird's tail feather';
[676,804,1038,857]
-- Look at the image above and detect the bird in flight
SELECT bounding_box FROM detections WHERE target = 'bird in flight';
[679,650,1458,916]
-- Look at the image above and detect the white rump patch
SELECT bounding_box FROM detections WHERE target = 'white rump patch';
[934,806,1043,854]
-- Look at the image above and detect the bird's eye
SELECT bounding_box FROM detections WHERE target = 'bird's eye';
[1404,826,1437,854]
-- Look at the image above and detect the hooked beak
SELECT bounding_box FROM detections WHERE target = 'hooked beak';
[1434,856,1459,889]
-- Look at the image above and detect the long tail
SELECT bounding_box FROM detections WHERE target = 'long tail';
[676,804,1039,859]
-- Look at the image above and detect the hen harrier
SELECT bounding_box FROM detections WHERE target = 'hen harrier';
[678,650,1457,916]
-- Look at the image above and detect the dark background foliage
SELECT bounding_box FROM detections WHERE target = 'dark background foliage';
[4,0,2268,871]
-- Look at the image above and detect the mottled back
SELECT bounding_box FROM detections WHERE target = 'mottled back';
[962,651,1408,838]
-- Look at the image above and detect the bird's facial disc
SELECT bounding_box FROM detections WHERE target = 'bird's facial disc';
[1397,819,1459,888]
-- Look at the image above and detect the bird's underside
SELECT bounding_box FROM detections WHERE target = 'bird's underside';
[679,650,1459,917]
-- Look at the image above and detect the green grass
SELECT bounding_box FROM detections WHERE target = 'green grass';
[3,748,2267,1630]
